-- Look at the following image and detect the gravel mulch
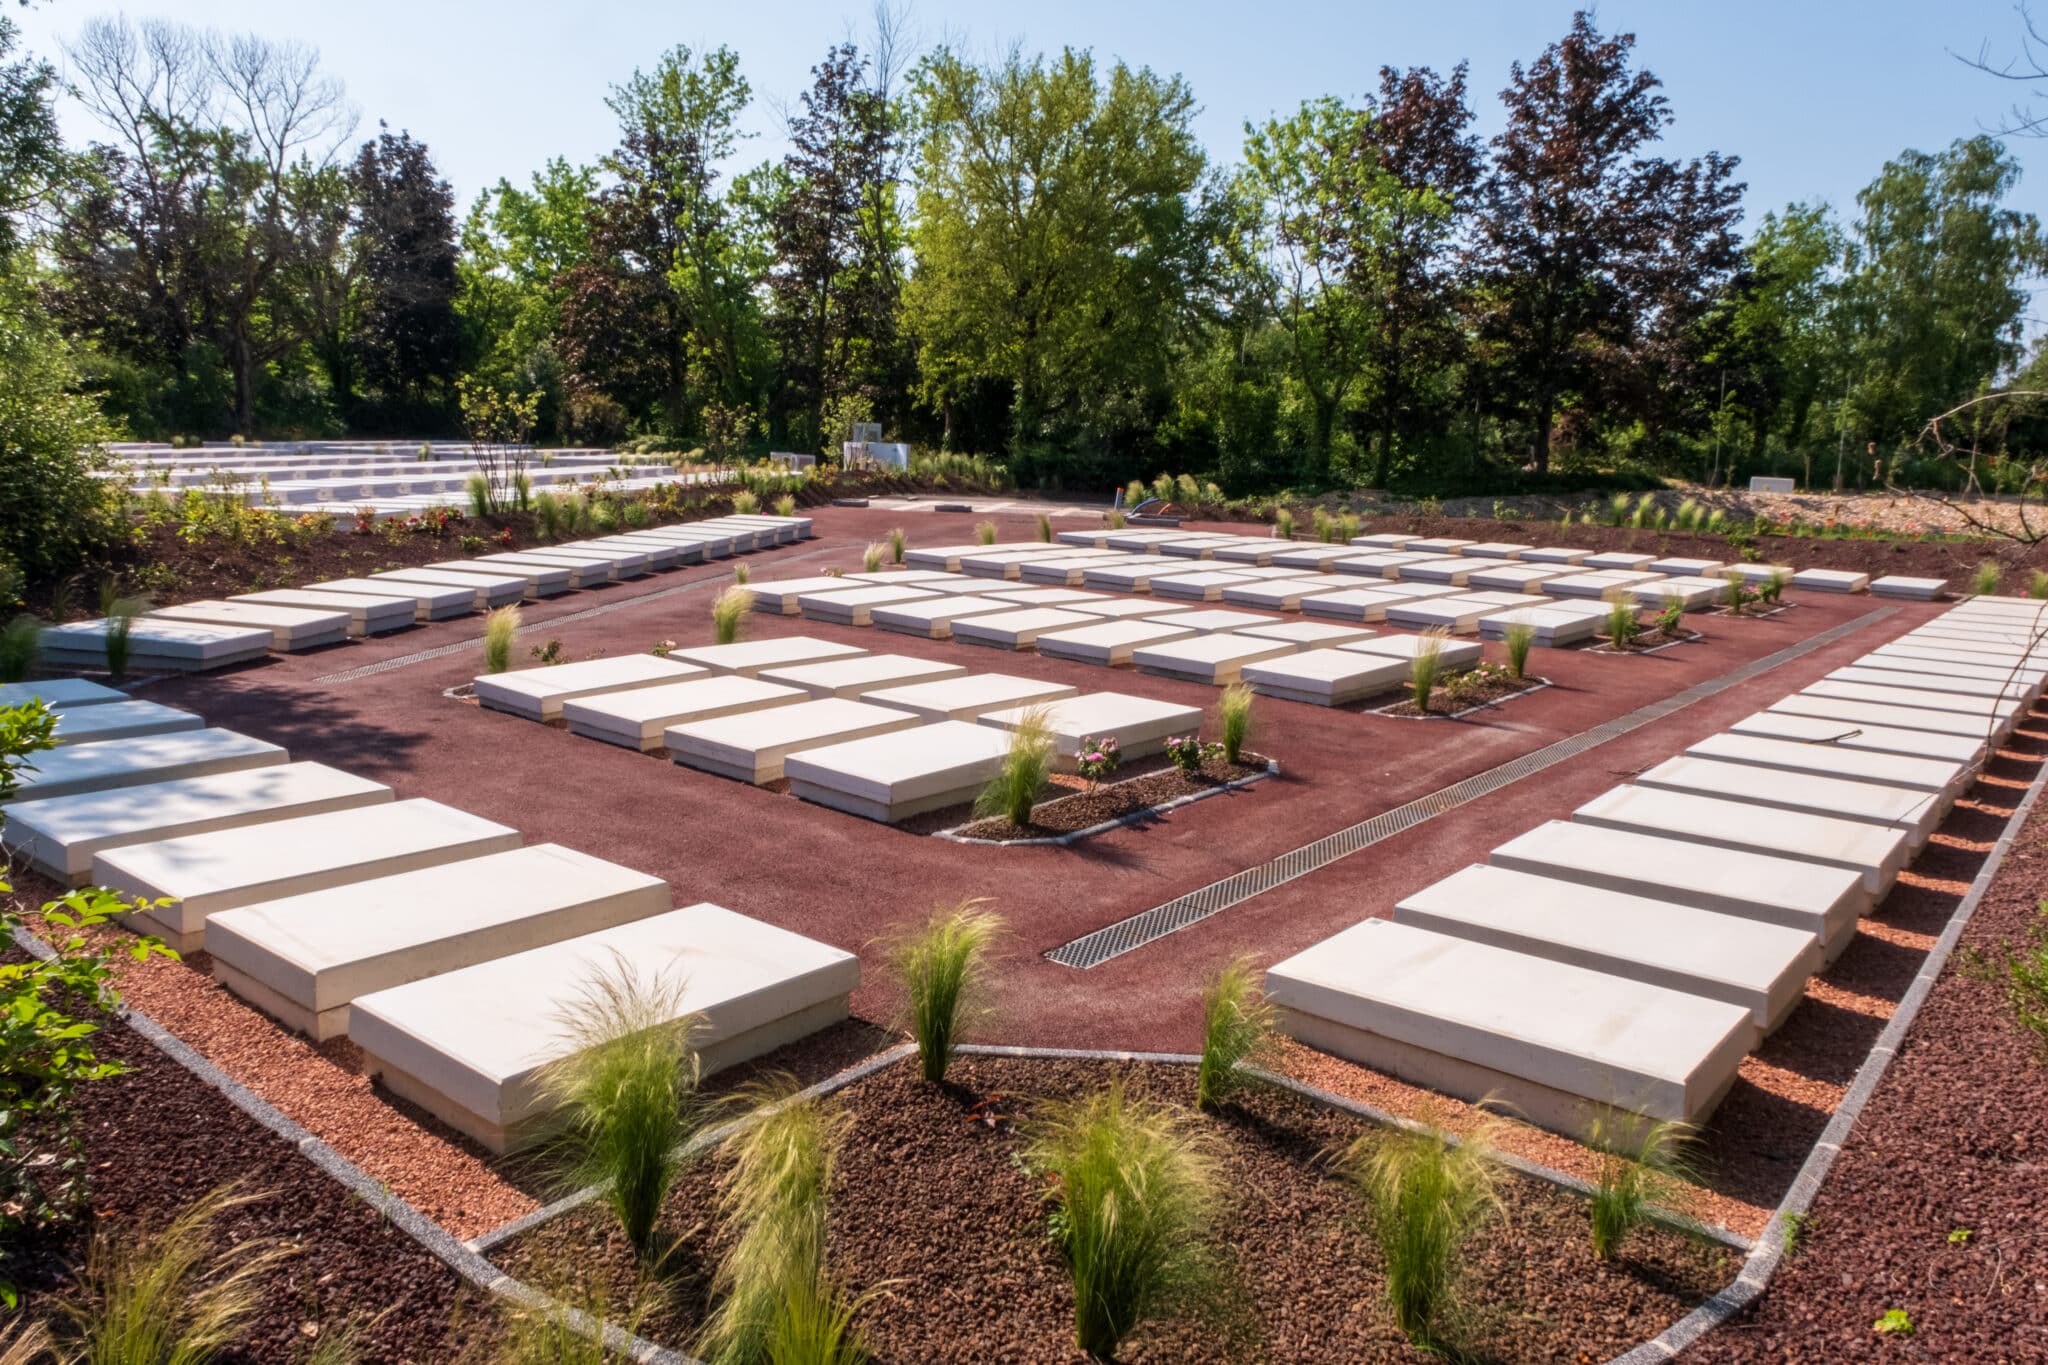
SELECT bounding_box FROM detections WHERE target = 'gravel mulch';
[940,753,1270,841]
[1377,669,1545,718]
[492,1055,1735,1364]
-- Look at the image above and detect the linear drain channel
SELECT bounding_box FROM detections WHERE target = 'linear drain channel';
[1046,607,1896,970]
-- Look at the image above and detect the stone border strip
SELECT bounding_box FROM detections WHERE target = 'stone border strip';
[1601,716,2048,1364]
[934,760,1281,847]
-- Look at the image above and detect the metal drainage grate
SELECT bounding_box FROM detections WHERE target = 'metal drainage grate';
[1046,607,1897,969]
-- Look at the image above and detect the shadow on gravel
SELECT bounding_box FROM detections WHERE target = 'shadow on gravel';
[151,677,431,782]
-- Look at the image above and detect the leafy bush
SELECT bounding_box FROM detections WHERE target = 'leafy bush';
[975,707,1052,827]
[1587,1112,1699,1260]
[1410,632,1446,712]
[713,586,754,645]
[531,958,704,1257]
[483,604,520,675]
[1196,955,1275,1110]
[1654,596,1685,637]
[1722,571,1759,614]
[1758,569,1788,606]
[1075,735,1120,791]
[732,490,761,516]
[975,519,998,546]
[529,639,564,666]
[0,615,36,684]
[1342,1117,1502,1349]
[1217,682,1253,765]
[621,500,652,529]
[0,271,121,584]
[1025,1082,1222,1360]
[1164,734,1213,776]
[886,898,1002,1084]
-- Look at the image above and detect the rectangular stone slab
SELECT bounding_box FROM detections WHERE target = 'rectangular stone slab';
[1349,533,1423,548]
[666,697,923,783]
[1388,557,1482,585]
[1489,820,1864,958]
[1729,709,1985,768]
[1477,605,1602,646]
[1062,597,1195,621]
[1156,608,1280,633]
[1327,554,1441,576]
[784,720,1012,821]
[1300,587,1428,623]
[1236,620,1374,649]
[1266,918,1755,1140]
[38,619,273,672]
[1036,619,1199,666]
[310,578,478,620]
[368,568,528,610]
[1241,648,1409,705]
[1019,556,1135,585]
[760,653,967,699]
[1572,785,1906,901]
[1272,545,1361,569]
[798,585,939,625]
[430,558,573,596]
[842,570,963,585]
[1220,578,1351,610]
[0,679,127,710]
[348,904,859,1153]
[1341,635,1485,669]
[904,545,998,572]
[982,587,1105,609]
[1772,691,2016,745]
[747,577,867,615]
[1825,666,2032,703]
[978,692,1203,766]
[233,588,417,635]
[869,595,1019,639]
[1131,632,1297,684]
[207,844,672,1041]
[94,798,521,950]
[1149,571,1261,601]
[1466,565,1569,593]
[1583,552,1655,571]
[583,536,687,570]
[563,675,807,751]
[1541,571,1660,599]
[1629,576,1727,610]
[1209,542,1281,565]
[861,673,1080,722]
[1647,557,1724,577]
[1870,576,1947,601]
[1891,631,2048,663]
[1520,547,1593,565]
[1083,562,1197,593]
[48,700,201,747]
[671,637,867,677]
[1634,753,1943,848]
[1385,594,1546,633]
[1791,568,1870,593]
[951,607,1099,650]
[4,728,288,805]
[1460,542,1532,560]
[147,601,349,651]
[541,544,651,577]
[1056,530,1120,548]
[1863,649,2046,691]
[4,760,390,884]
[475,654,706,722]
[1407,537,1475,554]
[1685,731,1970,799]
[473,553,608,589]
[1395,865,1817,1033]
[1726,564,1795,587]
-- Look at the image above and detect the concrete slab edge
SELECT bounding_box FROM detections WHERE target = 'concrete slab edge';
[934,760,1282,846]
[1599,722,2048,1365]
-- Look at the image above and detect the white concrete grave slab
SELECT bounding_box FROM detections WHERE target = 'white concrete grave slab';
[1216,565,1316,580]
[1827,666,2033,703]
[750,577,875,615]
[1062,597,1196,621]
[1131,632,1297,685]
[94,798,520,950]
[349,904,859,1153]
[1329,553,1434,578]
[1541,570,1660,600]
[1272,545,1361,569]
[1386,593,1548,634]
[39,619,273,673]
[1020,556,1136,585]
[1236,619,1374,649]
[666,697,922,784]
[1866,644,2048,681]
[1521,547,1593,565]
[475,654,706,722]
[760,653,967,699]
[1342,634,1485,669]
[1300,585,1459,623]
[1908,622,2048,653]
[861,673,1079,722]
[0,679,127,710]
[1477,604,1603,646]
[1892,630,2048,663]
[1395,865,1817,1034]
[1791,568,1870,593]
[798,584,939,626]
[1648,557,1725,578]
[233,588,417,635]
[1462,542,1532,560]
[1773,690,2019,744]
[1241,647,1409,705]
[957,547,1082,579]
[308,578,476,620]
[48,699,201,747]
[869,595,1019,639]
[1157,537,1239,559]
[1150,571,1262,602]
[1266,918,1754,1142]
[978,692,1202,766]
[474,552,609,589]
[563,675,806,751]
[784,720,1011,821]
[842,570,963,585]
[1056,529,1121,548]
[1584,552,1655,571]
[1105,530,1198,552]
[1488,820,1865,960]
[583,536,687,571]
[1687,732,1974,794]
[1036,619,1198,667]
[3,761,389,885]
[1155,608,1279,633]
[1082,561,1187,593]
[1389,557,1483,585]
[207,844,670,1041]
[432,557,573,596]
[1407,537,1476,555]
[1349,533,1423,549]
[1572,785,1907,902]
[542,544,652,577]
[1220,577,1352,610]
[147,600,349,651]
[1726,564,1795,588]
[1870,576,1947,601]
[373,569,532,610]
[951,607,1099,650]
[1210,542,1281,565]
[1729,709,1985,768]
[3,728,287,806]
[980,587,1105,609]
[671,637,867,678]
[1466,564,1570,593]
[1634,754,1943,848]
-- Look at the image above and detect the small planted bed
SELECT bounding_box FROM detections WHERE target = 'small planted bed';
[1376,661,1548,719]
[928,748,1273,842]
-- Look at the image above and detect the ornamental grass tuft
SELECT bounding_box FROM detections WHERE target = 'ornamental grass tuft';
[1503,620,1535,679]
[1341,1116,1503,1350]
[1586,1111,1700,1261]
[483,603,520,674]
[884,898,1003,1084]
[887,526,907,563]
[1217,682,1254,765]
[1974,559,2002,596]
[975,706,1053,828]
[1195,954,1275,1110]
[713,585,754,645]
[975,519,998,546]
[1409,630,1447,713]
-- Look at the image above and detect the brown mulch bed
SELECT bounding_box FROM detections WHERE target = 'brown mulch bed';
[938,752,1270,840]
[492,1055,1736,1364]
[1589,626,1702,654]
[1377,669,1545,718]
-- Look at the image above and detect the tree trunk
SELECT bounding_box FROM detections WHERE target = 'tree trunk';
[231,334,256,435]
[1374,407,1395,489]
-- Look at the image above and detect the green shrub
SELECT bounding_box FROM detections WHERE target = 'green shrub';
[1587,1113,1699,1261]
[1410,631,1446,713]
[1974,560,2002,596]
[732,490,761,515]
[621,500,651,529]
[1654,596,1685,637]
[1343,1118,1502,1349]
[560,491,593,535]
[533,493,565,540]
[0,615,37,683]
[1759,569,1788,606]
[531,960,704,1257]
[1025,1082,1222,1360]
[1503,621,1535,679]
[776,494,797,518]
[886,899,1002,1084]
[483,604,520,675]
[713,586,754,645]
[1217,682,1253,765]
[887,527,907,564]
[1195,955,1275,1110]
[1339,512,1360,543]
[975,519,998,546]
[975,707,1053,828]
[0,273,121,584]
[1312,507,1335,543]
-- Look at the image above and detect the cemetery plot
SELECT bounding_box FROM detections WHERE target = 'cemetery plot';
[47,699,202,746]
[1035,619,1198,667]
[666,697,923,784]
[1631,754,1944,846]
[861,673,1079,722]
[234,587,419,634]
[759,653,968,699]
[951,607,1099,649]
[147,600,351,651]
[3,728,287,804]
[798,585,940,626]
[783,720,1013,822]
[1240,647,1411,706]
[978,692,1203,766]
[1130,632,1297,685]
[308,577,477,619]
[869,595,1021,639]
[474,655,706,722]
[562,675,808,751]
[671,637,867,677]
[39,618,273,672]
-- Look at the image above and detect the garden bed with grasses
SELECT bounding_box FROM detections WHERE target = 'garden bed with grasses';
[931,750,1273,842]
[1375,663,1548,719]
[488,1051,1736,1365]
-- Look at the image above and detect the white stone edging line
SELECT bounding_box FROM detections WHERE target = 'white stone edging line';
[934,759,1281,847]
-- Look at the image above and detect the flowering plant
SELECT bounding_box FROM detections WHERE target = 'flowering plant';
[1075,735,1120,791]
[1165,733,1216,776]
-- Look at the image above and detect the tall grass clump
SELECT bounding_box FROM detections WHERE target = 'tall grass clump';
[887,526,907,563]
[1503,620,1536,679]
[1974,560,2002,596]
[534,491,565,539]
[1274,507,1295,540]
[68,1182,294,1364]
[99,591,144,681]
[712,586,754,645]
[1339,511,1360,543]
[862,542,885,573]
[1586,1113,1699,1261]
[1106,508,1127,530]
[0,615,37,684]
[2030,570,2048,600]
[975,519,998,545]
[1036,512,1053,542]
[1603,592,1640,649]
[495,1274,656,1365]
[483,604,521,674]
[532,959,704,1258]
[885,898,1003,1084]
[1311,507,1335,543]
[734,562,750,585]
[1217,682,1254,765]
[1342,1118,1503,1350]
[622,499,652,529]
[1409,630,1446,713]
[1026,1082,1222,1360]
[467,474,492,517]
[1605,491,1633,526]
[776,494,797,517]
[1196,955,1275,1110]
[732,490,761,515]
[1723,570,1750,613]
[976,706,1053,828]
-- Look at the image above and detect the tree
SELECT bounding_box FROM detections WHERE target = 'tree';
[1706,202,1842,480]
[348,124,461,406]
[0,17,63,260]
[1468,11,1742,472]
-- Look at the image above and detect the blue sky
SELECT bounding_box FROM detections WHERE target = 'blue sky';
[12,0,2047,231]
